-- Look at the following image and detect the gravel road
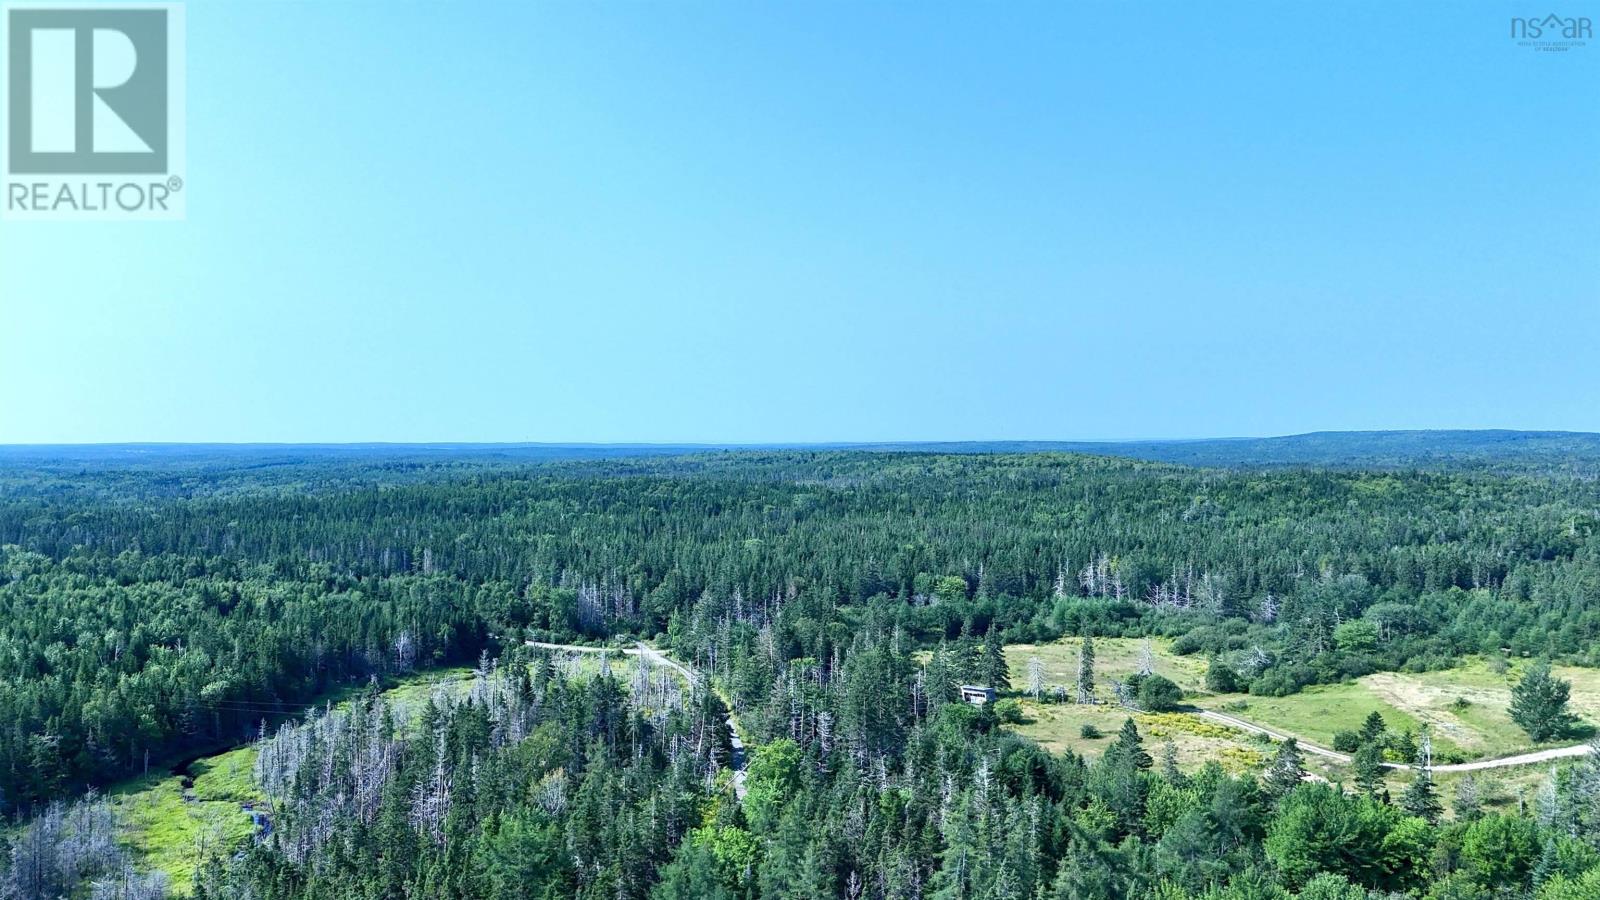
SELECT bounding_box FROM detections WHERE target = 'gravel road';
[1197,709,1595,772]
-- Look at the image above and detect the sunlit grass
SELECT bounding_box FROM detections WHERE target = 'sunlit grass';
[1003,636,1209,697]
[110,754,259,896]
[1192,656,1600,761]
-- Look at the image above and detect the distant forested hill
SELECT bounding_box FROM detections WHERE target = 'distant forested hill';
[5,430,1597,493]
[0,442,728,499]
[851,430,1600,476]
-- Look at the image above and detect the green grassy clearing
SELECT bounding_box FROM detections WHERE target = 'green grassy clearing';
[379,666,478,726]
[105,657,661,893]
[110,746,263,894]
[1193,657,1599,762]
[188,746,262,804]
[997,639,1275,772]
[1361,659,1599,753]
[1194,682,1450,754]
[1003,636,1209,698]
[108,666,476,894]
[1007,698,1275,773]
[998,643,1598,797]
[553,650,640,683]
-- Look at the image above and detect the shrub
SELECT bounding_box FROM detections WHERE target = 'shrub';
[1170,631,1208,655]
[1250,669,1301,697]
[1332,731,1361,753]
[1135,712,1238,740]
[1387,729,1418,764]
[1218,747,1267,772]
[1461,814,1541,886]
[1080,723,1102,739]
[1206,658,1242,693]
[1510,660,1577,741]
[994,698,1026,724]
[1136,675,1183,712]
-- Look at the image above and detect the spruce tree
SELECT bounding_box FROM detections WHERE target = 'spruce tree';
[980,630,1011,690]
[924,643,959,707]
[1358,710,1387,746]
[1400,773,1442,824]
[956,619,980,683]
[1111,718,1152,770]
[1159,739,1183,784]
[1263,738,1306,802]
[1076,637,1096,704]
[1389,728,1418,764]
[1510,660,1576,741]
[1049,840,1115,900]
[1352,743,1386,800]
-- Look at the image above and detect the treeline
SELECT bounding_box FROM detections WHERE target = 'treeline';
[1,451,1599,810]
[0,548,492,810]
[192,646,731,899]
[199,636,1600,899]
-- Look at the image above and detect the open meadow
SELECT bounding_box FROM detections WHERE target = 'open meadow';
[103,650,677,895]
[104,666,479,894]
[1193,657,1600,762]
[1002,636,1209,696]
[1000,638,1294,773]
[998,639,1599,811]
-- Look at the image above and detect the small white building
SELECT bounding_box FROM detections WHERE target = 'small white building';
[960,685,996,706]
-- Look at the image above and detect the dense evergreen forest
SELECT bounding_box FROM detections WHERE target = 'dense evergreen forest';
[2,447,1599,898]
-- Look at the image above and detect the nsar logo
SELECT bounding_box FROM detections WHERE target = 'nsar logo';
[1510,13,1592,51]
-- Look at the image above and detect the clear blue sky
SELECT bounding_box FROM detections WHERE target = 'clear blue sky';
[2,1,1596,443]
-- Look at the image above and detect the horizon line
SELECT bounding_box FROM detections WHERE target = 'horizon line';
[1,428,1596,450]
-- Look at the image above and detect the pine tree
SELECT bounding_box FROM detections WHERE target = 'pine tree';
[1357,711,1387,746]
[980,631,1011,690]
[1400,773,1442,824]
[1076,637,1096,704]
[1262,738,1306,802]
[1352,743,1385,800]
[1510,660,1577,741]
[924,643,959,709]
[1111,718,1152,770]
[956,619,980,683]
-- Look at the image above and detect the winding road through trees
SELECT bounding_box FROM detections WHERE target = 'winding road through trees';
[526,641,748,796]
